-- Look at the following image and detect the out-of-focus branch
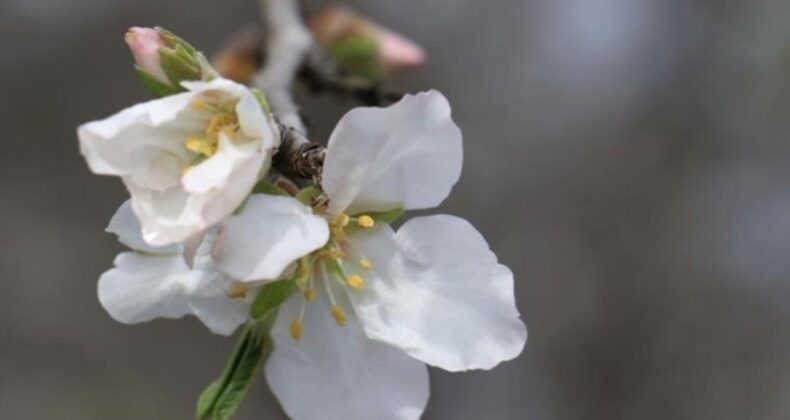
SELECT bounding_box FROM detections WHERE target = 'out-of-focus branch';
[253,0,312,133]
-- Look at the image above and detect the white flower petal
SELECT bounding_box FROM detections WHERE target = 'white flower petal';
[265,290,429,420]
[322,90,462,215]
[212,194,329,281]
[106,200,181,254]
[80,78,276,247]
[97,252,191,324]
[98,249,250,334]
[78,93,197,190]
[347,215,527,371]
[183,271,249,336]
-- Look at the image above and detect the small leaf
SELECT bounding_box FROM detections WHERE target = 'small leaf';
[251,180,289,196]
[134,67,180,97]
[295,186,322,206]
[195,381,220,419]
[250,279,295,320]
[195,315,276,420]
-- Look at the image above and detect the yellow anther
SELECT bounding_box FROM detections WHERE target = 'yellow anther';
[346,274,365,289]
[334,214,350,227]
[359,258,372,270]
[186,137,203,152]
[227,283,248,299]
[303,288,317,301]
[318,248,345,261]
[289,319,303,341]
[331,305,347,326]
[331,226,347,241]
[357,215,375,228]
[190,99,208,111]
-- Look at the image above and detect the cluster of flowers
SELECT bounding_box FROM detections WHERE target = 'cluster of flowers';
[78,27,526,420]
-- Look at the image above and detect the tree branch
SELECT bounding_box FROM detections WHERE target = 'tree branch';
[253,0,312,133]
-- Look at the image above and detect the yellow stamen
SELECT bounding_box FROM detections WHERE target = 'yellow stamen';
[289,319,303,341]
[190,99,208,111]
[331,305,347,326]
[334,214,350,227]
[227,283,248,299]
[318,248,345,261]
[357,215,375,228]
[346,274,365,289]
[360,258,372,270]
[303,288,317,301]
[185,137,203,153]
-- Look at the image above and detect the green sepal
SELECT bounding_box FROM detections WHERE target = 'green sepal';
[329,35,383,82]
[365,207,404,224]
[296,186,322,206]
[134,67,181,97]
[251,88,271,114]
[156,26,198,57]
[251,180,289,197]
[159,47,201,88]
[250,279,296,320]
[195,315,275,420]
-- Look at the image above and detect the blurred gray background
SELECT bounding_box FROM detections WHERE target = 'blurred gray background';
[2,0,790,419]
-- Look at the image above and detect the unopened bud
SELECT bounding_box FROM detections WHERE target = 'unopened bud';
[126,27,169,84]
[125,26,215,97]
[309,6,426,81]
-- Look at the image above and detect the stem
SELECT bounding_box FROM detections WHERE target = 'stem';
[254,0,312,133]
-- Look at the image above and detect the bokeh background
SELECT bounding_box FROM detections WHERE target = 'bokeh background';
[3,0,790,419]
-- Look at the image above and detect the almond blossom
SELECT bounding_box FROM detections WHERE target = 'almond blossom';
[78,78,277,246]
[211,91,528,420]
[98,201,252,335]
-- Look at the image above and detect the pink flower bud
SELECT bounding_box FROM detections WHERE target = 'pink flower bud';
[310,7,426,74]
[377,30,426,70]
[125,27,169,84]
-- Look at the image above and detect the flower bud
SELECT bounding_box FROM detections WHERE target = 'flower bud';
[309,6,426,81]
[125,26,214,97]
[125,27,169,84]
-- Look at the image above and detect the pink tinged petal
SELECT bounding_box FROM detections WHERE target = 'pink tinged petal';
[265,290,429,420]
[125,27,169,84]
[347,215,527,372]
[212,195,330,282]
[322,90,462,215]
[378,31,426,70]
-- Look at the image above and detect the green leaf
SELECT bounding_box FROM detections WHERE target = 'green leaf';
[251,180,289,196]
[134,67,180,97]
[295,186,322,206]
[195,316,275,420]
[195,381,221,419]
[250,279,295,320]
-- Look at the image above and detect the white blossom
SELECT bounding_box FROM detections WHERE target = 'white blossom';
[212,91,527,420]
[78,78,277,246]
[97,201,252,335]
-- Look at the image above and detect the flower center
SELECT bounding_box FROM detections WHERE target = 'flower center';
[287,212,377,341]
[182,99,240,173]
